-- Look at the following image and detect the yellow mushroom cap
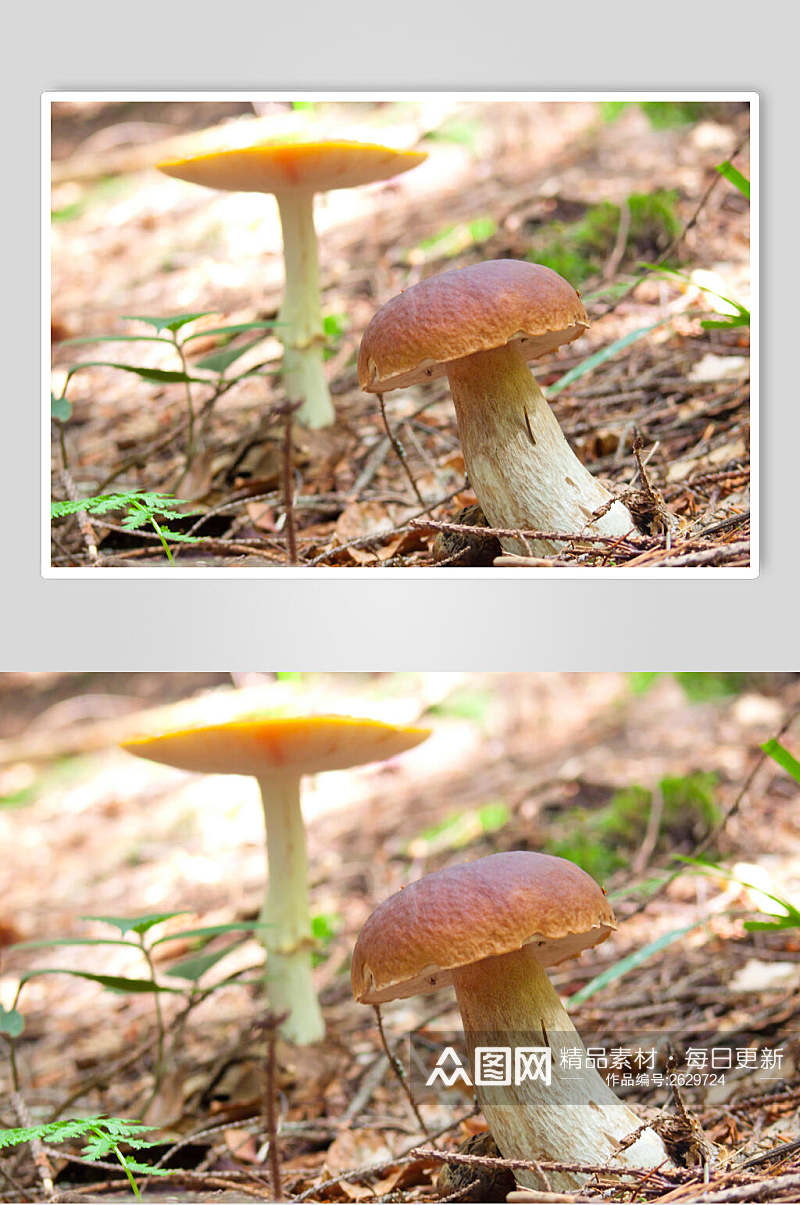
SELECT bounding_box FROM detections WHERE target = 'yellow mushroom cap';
[122,713,431,778]
[158,139,427,194]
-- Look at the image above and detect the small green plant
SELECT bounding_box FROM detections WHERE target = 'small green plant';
[321,312,350,360]
[426,684,496,724]
[545,771,720,878]
[600,100,710,129]
[627,672,749,702]
[53,311,277,474]
[8,913,260,1099]
[660,771,720,831]
[310,912,342,966]
[637,159,750,331]
[422,116,484,152]
[642,261,750,331]
[682,855,800,935]
[51,490,203,565]
[675,673,748,703]
[407,800,510,858]
[51,176,133,223]
[0,1116,174,1199]
[547,825,626,882]
[0,756,89,810]
[408,216,497,264]
[529,190,681,286]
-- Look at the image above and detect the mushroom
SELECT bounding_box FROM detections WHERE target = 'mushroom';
[352,851,671,1189]
[123,712,430,1044]
[358,259,637,556]
[159,138,427,428]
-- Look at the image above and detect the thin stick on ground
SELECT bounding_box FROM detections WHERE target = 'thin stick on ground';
[255,1010,288,1201]
[378,392,426,507]
[373,1004,430,1136]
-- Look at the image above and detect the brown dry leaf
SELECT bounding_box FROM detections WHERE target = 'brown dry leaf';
[334,501,396,565]
[324,1127,396,1173]
[223,1127,261,1163]
[384,1155,440,1191]
[375,525,431,561]
[324,1128,398,1200]
[336,501,426,564]
[246,498,278,532]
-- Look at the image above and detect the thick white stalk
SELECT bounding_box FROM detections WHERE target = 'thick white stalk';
[446,343,635,556]
[451,946,670,1191]
[275,189,335,428]
[256,772,324,1044]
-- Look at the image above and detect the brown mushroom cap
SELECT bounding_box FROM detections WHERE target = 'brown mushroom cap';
[351,851,616,1004]
[122,714,431,778]
[358,259,589,393]
[158,139,427,194]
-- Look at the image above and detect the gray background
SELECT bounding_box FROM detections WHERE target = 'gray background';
[9,1,790,670]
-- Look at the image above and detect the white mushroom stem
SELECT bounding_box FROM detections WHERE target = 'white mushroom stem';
[446,343,636,556]
[256,771,324,1044]
[451,945,671,1191]
[275,190,334,428]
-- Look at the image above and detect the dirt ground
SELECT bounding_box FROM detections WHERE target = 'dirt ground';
[1,672,797,1202]
[49,98,751,570]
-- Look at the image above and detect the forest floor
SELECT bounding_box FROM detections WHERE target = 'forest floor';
[1,672,797,1202]
[49,99,751,570]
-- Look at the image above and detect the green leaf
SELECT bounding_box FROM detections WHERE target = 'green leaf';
[52,492,202,524]
[151,921,264,946]
[639,261,750,324]
[715,160,750,200]
[678,856,800,926]
[117,1159,176,1177]
[165,942,244,982]
[12,937,136,952]
[82,911,191,936]
[19,968,182,995]
[700,314,751,330]
[195,334,267,374]
[743,916,800,933]
[0,1005,24,1037]
[145,527,202,544]
[182,320,278,342]
[65,361,203,385]
[60,334,172,347]
[762,738,800,785]
[548,319,669,396]
[567,920,703,1007]
[51,393,71,422]
[121,312,216,333]
[0,1116,159,1151]
[310,913,341,943]
[322,313,349,339]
